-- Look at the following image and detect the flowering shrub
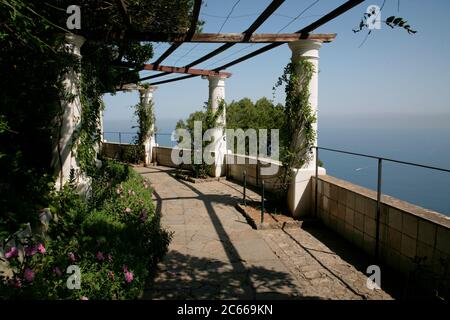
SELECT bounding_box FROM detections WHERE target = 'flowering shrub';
[0,160,170,299]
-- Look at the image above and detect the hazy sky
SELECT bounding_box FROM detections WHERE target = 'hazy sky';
[103,0,450,131]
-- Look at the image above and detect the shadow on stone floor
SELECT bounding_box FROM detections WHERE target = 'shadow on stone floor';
[142,167,321,300]
[295,224,418,300]
[143,250,323,300]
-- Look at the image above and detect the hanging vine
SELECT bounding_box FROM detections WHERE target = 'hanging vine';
[175,99,226,178]
[132,90,156,162]
[273,58,316,194]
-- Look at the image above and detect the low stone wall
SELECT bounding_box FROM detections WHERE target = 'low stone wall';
[152,147,284,191]
[101,142,136,160]
[225,154,284,193]
[314,174,450,296]
[154,146,192,170]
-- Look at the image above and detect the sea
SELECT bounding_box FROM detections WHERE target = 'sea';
[103,114,450,216]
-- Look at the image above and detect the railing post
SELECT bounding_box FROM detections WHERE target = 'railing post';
[154,134,158,165]
[243,170,247,206]
[261,180,265,224]
[315,147,319,217]
[375,158,383,261]
[256,153,260,187]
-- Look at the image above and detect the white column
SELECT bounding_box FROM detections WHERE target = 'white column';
[206,75,227,177]
[52,34,88,192]
[286,40,326,217]
[139,86,157,166]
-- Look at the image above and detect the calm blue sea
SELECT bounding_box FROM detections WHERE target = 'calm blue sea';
[104,115,450,216]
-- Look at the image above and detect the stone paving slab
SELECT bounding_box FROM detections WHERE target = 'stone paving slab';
[135,166,394,300]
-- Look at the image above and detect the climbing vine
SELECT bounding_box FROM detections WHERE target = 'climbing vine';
[132,89,156,162]
[273,59,316,193]
[176,99,226,178]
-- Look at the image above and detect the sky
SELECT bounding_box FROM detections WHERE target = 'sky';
[103,0,450,132]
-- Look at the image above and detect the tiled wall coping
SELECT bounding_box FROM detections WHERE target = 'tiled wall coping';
[318,175,450,230]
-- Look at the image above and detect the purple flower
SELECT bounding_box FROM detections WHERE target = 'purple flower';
[53,267,63,277]
[37,243,46,254]
[24,268,35,282]
[68,252,76,262]
[25,246,37,257]
[139,209,148,223]
[124,270,134,283]
[96,251,104,261]
[5,247,18,259]
[11,277,22,288]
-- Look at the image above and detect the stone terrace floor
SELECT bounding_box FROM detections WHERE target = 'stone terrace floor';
[135,165,396,300]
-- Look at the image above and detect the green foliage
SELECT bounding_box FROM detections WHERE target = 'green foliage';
[385,16,417,34]
[273,60,316,194]
[130,98,156,163]
[353,3,417,39]
[0,0,196,237]
[175,101,226,178]
[226,97,286,156]
[0,160,170,299]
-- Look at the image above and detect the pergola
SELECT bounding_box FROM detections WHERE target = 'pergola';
[58,0,364,215]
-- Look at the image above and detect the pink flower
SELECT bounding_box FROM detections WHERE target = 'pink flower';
[124,207,132,214]
[124,270,134,283]
[122,265,128,272]
[108,271,115,281]
[37,243,46,254]
[24,268,35,282]
[80,296,89,300]
[139,209,148,222]
[68,252,76,262]
[53,267,63,277]
[96,251,104,261]
[25,246,37,256]
[107,254,113,263]
[11,277,22,288]
[5,247,18,259]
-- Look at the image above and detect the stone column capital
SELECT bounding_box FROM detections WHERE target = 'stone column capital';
[138,86,158,95]
[64,33,85,56]
[288,39,322,60]
[203,75,226,89]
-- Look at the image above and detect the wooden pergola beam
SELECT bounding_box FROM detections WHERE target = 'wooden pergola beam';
[141,64,231,78]
[191,33,336,43]
[104,32,336,44]
[152,0,202,67]
[147,0,364,86]
[128,0,285,83]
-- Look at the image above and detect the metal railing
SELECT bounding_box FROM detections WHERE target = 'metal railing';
[313,146,450,261]
[155,133,174,147]
[102,132,176,146]
[102,131,136,144]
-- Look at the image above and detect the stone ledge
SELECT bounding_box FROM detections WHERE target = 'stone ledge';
[175,172,226,184]
[235,203,316,230]
[317,175,450,230]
